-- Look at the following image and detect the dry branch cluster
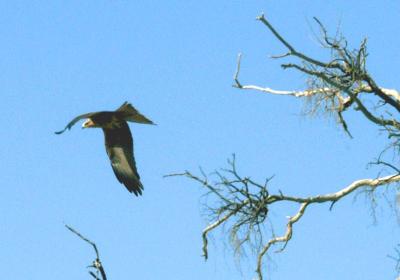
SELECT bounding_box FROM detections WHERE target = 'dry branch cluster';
[171,157,400,280]
[235,15,400,143]
[169,156,272,260]
[171,14,400,280]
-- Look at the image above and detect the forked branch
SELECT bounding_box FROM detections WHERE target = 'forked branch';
[65,224,107,280]
[234,14,400,137]
[169,13,400,280]
[167,156,400,280]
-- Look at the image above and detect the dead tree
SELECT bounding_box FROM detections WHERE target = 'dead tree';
[167,14,400,280]
[66,225,108,280]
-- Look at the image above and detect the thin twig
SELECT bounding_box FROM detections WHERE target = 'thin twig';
[65,224,107,280]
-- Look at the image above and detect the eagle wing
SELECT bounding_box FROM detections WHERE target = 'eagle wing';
[117,102,155,125]
[106,146,143,196]
[104,123,143,196]
[55,112,98,134]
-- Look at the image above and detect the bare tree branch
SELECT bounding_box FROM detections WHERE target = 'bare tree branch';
[256,202,308,280]
[166,156,400,279]
[170,13,400,280]
[234,14,400,137]
[266,173,400,204]
[233,53,344,98]
[202,210,239,260]
[256,14,340,70]
[65,224,107,280]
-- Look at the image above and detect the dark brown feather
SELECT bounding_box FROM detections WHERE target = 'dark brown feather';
[103,122,143,196]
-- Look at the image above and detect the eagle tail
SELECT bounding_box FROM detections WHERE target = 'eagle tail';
[117,102,155,125]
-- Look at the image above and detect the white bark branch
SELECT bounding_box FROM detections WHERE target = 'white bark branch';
[253,173,400,280]
[236,84,338,97]
[268,173,400,205]
[233,52,399,103]
[236,83,399,103]
[202,208,244,260]
[360,86,400,102]
[256,202,308,280]
[168,165,400,280]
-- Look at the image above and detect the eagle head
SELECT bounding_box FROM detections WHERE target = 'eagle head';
[82,118,98,128]
[82,113,122,129]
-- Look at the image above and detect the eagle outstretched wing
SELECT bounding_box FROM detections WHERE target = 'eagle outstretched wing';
[106,146,143,196]
[103,121,144,196]
[55,112,98,134]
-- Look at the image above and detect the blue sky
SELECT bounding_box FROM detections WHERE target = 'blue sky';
[1,1,399,279]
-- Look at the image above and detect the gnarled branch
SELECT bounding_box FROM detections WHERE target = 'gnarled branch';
[166,156,400,280]
[234,15,400,136]
[170,13,400,280]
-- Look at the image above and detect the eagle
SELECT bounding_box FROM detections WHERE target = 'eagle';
[55,102,154,196]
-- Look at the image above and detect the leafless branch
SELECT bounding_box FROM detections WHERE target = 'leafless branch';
[233,53,342,98]
[234,14,400,137]
[234,14,400,279]
[168,13,400,280]
[166,156,400,280]
[65,224,107,280]
[256,202,308,280]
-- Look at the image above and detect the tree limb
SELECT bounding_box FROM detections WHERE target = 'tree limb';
[256,202,308,280]
[65,224,107,280]
[170,13,400,280]
[166,157,400,280]
[234,14,400,136]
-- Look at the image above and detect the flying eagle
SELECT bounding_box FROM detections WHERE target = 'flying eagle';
[55,102,154,196]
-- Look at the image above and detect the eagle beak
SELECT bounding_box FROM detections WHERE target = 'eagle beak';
[82,119,95,128]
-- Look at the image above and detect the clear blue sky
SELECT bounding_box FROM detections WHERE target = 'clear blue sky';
[1,1,399,279]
